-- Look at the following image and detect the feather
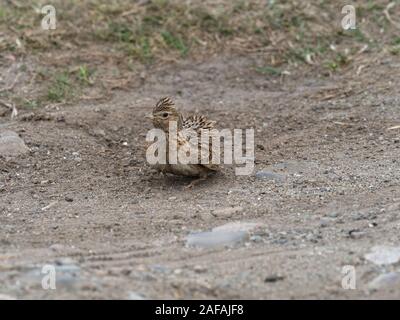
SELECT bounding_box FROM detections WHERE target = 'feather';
[154,97,175,112]
[183,115,215,131]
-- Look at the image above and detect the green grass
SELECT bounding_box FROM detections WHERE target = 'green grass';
[325,60,338,72]
[0,0,397,107]
[46,67,96,102]
[77,66,93,85]
[23,99,39,109]
[161,31,189,56]
[339,28,373,45]
[255,66,282,76]
[358,1,385,17]
[133,36,153,62]
[0,0,392,67]
[324,53,349,72]
[197,9,234,36]
[389,45,400,56]
[0,6,6,21]
[108,22,134,43]
[47,73,73,102]
[392,37,400,46]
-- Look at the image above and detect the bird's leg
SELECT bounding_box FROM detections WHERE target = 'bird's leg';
[148,167,162,177]
[184,174,207,190]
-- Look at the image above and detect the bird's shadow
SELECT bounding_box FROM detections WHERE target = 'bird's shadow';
[145,170,223,190]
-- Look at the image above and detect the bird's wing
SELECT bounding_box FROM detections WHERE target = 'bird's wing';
[177,129,220,172]
[183,115,216,132]
[180,115,219,171]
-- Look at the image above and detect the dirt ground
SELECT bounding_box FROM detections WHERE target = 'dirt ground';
[1,52,400,299]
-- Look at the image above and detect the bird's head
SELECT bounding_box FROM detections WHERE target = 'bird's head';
[146,97,183,132]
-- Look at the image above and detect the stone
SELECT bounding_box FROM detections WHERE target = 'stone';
[55,257,78,267]
[0,293,17,300]
[212,206,243,218]
[364,246,400,265]
[264,275,285,283]
[212,221,260,233]
[149,264,170,274]
[255,171,285,182]
[327,212,339,218]
[0,131,29,157]
[319,218,331,228]
[368,272,400,290]
[348,229,365,239]
[193,265,207,273]
[18,262,80,291]
[49,244,66,252]
[93,128,106,137]
[173,268,183,275]
[186,230,248,249]
[127,291,146,300]
[250,235,263,243]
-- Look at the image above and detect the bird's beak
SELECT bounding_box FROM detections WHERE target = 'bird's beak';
[145,113,154,120]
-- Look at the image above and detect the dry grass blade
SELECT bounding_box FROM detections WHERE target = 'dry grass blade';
[384,2,400,29]
[0,100,18,119]
[387,125,400,131]
[333,121,353,126]
[0,73,20,93]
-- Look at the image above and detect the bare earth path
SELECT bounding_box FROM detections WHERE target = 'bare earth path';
[1,54,400,299]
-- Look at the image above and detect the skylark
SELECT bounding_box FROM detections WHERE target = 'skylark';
[146,97,220,187]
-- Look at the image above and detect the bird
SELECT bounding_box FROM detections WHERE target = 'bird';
[145,97,220,188]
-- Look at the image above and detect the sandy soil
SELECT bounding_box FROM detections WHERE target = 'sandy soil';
[1,54,400,299]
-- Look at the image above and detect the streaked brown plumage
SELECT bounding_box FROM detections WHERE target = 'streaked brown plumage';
[146,97,219,187]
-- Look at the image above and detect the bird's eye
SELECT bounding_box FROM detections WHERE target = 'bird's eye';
[162,112,169,118]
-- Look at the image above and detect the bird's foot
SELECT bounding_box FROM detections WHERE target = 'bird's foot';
[183,175,207,190]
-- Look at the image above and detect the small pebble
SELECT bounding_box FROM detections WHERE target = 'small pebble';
[264,275,285,283]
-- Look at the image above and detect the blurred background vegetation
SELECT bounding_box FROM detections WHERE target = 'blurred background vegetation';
[0,0,399,109]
